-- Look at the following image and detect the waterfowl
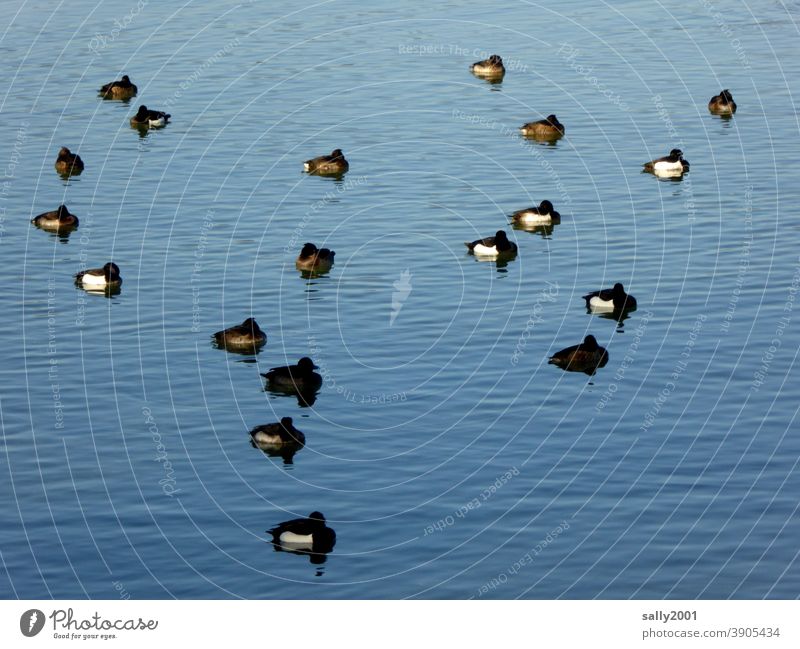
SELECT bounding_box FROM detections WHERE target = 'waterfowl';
[130,105,170,128]
[643,149,689,176]
[548,335,608,375]
[268,511,336,556]
[213,317,266,351]
[465,230,518,257]
[470,54,505,80]
[250,417,305,448]
[99,75,137,99]
[511,200,561,226]
[74,262,121,289]
[54,147,84,176]
[520,115,565,139]
[708,89,736,115]
[261,357,322,391]
[583,283,637,313]
[295,243,336,273]
[31,204,79,232]
[303,149,349,175]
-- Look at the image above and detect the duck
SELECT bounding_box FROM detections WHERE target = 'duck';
[213,318,267,350]
[296,243,336,273]
[130,105,170,128]
[250,417,305,448]
[510,200,561,226]
[261,357,322,391]
[303,149,349,175]
[643,149,689,176]
[583,283,637,313]
[74,262,121,289]
[708,89,736,115]
[31,204,79,232]
[268,511,336,556]
[54,147,84,176]
[520,115,565,139]
[470,54,505,80]
[465,230,518,257]
[99,75,137,99]
[548,335,608,375]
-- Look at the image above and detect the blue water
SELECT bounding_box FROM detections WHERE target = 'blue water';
[1,0,799,599]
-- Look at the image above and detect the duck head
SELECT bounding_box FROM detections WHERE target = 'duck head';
[308,511,326,526]
[241,317,262,332]
[583,335,599,350]
[297,357,319,373]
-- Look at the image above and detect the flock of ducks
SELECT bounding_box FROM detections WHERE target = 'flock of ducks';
[465,54,736,374]
[31,52,738,564]
[31,74,337,561]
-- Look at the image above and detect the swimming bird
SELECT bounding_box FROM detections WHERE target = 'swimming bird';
[708,89,736,115]
[31,204,79,232]
[548,335,608,375]
[54,147,84,176]
[213,318,266,351]
[511,200,561,226]
[643,149,689,177]
[130,105,170,128]
[268,511,336,558]
[99,75,137,99]
[583,283,637,313]
[250,417,305,448]
[470,54,505,80]
[465,230,518,257]
[74,262,121,289]
[303,149,349,175]
[296,243,335,273]
[261,357,322,391]
[520,115,565,139]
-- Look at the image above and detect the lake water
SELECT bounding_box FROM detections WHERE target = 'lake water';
[1,0,798,599]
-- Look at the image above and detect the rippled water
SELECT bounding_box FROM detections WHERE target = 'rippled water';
[1,0,799,599]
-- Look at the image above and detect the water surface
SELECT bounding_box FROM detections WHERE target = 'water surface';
[1,0,798,599]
